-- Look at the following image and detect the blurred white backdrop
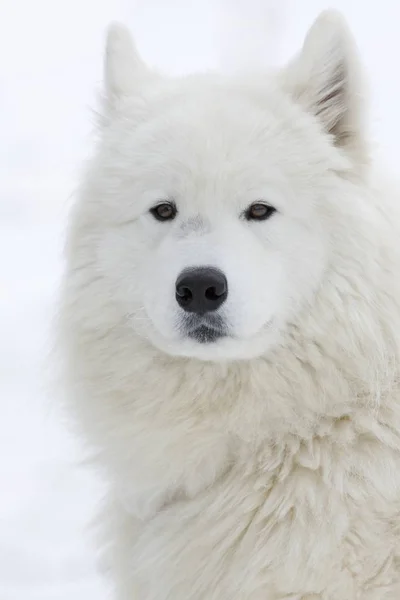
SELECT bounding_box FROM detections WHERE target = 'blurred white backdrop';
[0,1,399,598]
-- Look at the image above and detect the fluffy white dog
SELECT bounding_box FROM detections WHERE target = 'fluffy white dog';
[58,10,400,599]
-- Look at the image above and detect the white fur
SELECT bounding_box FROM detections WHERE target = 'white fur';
[58,11,400,599]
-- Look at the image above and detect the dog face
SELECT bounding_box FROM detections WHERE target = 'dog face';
[72,12,366,361]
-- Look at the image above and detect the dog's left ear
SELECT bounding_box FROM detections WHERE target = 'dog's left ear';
[281,10,368,167]
[103,23,155,108]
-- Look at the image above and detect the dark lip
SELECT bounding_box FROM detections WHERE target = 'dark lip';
[181,313,224,330]
[187,324,225,344]
[179,313,228,343]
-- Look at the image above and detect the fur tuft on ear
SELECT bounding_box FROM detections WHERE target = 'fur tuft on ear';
[104,22,149,105]
[281,10,369,167]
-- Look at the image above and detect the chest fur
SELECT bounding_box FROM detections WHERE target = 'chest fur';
[107,413,400,597]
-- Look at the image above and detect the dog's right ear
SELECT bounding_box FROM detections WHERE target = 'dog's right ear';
[104,23,153,108]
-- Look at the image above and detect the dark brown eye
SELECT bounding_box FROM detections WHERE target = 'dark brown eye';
[245,202,276,221]
[150,202,177,222]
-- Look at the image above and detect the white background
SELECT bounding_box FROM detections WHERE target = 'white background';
[1,1,399,598]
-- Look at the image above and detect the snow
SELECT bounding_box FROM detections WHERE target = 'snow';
[1,1,399,598]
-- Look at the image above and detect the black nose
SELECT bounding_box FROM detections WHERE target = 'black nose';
[175,267,228,314]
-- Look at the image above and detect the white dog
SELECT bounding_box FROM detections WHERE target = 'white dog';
[58,10,400,599]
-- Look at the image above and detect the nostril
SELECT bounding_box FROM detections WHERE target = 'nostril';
[176,285,191,299]
[176,285,192,307]
[205,286,220,301]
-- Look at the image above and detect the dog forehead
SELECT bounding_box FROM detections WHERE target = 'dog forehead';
[126,105,293,189]
[161,89,286,144]
[124,78,293,153]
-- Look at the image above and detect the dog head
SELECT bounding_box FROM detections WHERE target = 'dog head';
[71,11,368,361]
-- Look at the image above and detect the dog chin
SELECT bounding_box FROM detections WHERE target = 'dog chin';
[150,327,277,362]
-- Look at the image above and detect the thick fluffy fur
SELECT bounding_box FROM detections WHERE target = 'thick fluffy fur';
[59,11,400,599]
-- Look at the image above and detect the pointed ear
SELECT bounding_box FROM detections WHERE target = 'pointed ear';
[104,23,152,106]
[281,10,368,167]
